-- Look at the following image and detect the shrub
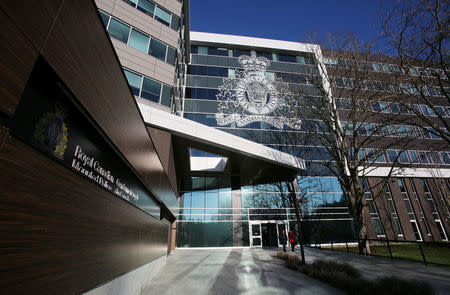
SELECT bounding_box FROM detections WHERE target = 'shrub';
[286,254,304,270]
[300,260,361,292]
[297,260,434,295]
[275,252,304,270]
[301,260,360,279]
[275,251,289,260]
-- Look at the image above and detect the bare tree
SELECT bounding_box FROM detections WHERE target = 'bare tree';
[381,0,450,144]
[247,161,315,263]
[279,35,419,254]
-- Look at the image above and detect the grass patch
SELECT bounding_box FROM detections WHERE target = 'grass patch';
[333,243,450,267]
[274,253,435,295]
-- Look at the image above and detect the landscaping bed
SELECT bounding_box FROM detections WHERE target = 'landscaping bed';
[275,252,435,295]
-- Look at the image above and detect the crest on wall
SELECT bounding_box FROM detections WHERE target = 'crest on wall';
[33,103,69,160]
[215,51,301,129]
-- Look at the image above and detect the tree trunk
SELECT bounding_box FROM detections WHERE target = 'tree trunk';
[356,214,371,255]
[288,181,305,263]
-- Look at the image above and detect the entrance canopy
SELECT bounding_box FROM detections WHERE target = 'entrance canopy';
[138,103,304,190]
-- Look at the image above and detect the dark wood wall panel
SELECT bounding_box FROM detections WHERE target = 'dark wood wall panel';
[40,0,178,211]
[148,127,178,197]
[0,8,39,116]
[0,0,62,51]
[0,133,168,295]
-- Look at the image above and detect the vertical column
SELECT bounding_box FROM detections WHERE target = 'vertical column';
[231,176,243,246]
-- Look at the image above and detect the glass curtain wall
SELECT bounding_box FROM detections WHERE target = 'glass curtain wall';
[177,44,356,247]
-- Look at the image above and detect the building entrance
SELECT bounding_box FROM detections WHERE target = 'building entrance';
[249,221,288,247]
[261,223,277,247]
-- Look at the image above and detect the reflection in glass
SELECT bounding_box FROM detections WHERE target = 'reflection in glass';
[149,38,167,61]
[141,77,161,102]
[123,69,142,96]
[137,0,155,16]
[128,29,149,53]
[107,18,130,43]
[155,6,171,26]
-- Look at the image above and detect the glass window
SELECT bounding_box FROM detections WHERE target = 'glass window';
[191,191,205,208]
[198,46,208,55]
[408,151,420,164]
[365,148,375,163]
[141,77,161,102]
[128,29,149,53]
[418,151,430,164]
[155,6,171,26]
[421,105,430,116]
[422,128,432,138]
[388,125,398,136]
[357,149,365,160]
[375,150,386,163]
[429,152,442,164]
[278,54,296,63]
[170,15,180,31]
[387,150,398,163]
[296,56,305,64]
[123,69,142,96]
[124,0,138,6]
[219,192,232,208]
[166,47,176,65]
[340,98,350,110]
[398,151,409,163]
[137,0,155,16]
[436,106,446,117]
[397,126,408,137]
[372,102,381,112]
[389,103,400,114]
[107,18,130,43]
[426,86,437,96]
[205,192,218,208]
[99,10,110,27]
[160,84,172,107]
[441,152,450,164]
[149,38,167,61]
[409,67,418,76]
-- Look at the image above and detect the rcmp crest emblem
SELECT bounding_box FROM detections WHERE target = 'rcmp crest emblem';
[216,51,301,129]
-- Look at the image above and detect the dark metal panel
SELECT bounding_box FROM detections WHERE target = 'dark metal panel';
[0,132,168,295]
[40,0,177,210]
[0,8,38,116]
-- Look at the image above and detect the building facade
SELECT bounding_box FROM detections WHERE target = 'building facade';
[323,52,450,242]
[93,1,449,248]
[174,32,449,247]
[177,32,359,247]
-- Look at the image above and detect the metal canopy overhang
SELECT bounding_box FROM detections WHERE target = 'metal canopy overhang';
[138,103,304,190]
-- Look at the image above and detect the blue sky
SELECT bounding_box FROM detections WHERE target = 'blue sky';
[190,0,387,44]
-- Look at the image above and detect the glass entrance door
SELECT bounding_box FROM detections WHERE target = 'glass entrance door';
[261,223,278,247]
[250,223,262,247]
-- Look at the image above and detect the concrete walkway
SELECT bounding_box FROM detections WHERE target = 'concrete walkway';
[140,248,343,295]
[141,247,450,295]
